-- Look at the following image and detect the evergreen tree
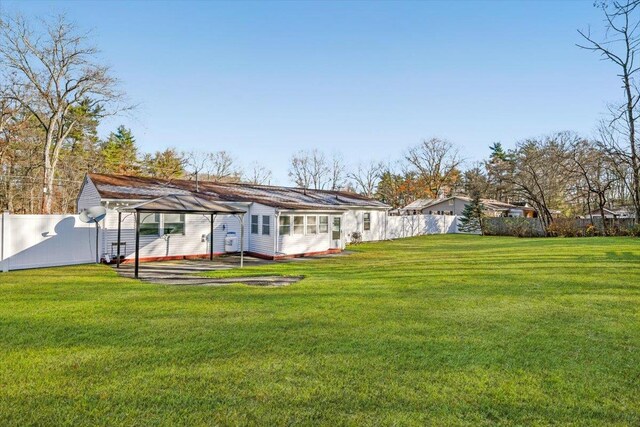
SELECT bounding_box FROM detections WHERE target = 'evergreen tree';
[101,125,139,175]
[143,148,185,179]
[458,191,485,235]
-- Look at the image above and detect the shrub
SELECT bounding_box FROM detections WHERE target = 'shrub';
[547,218,583,237]
[350,231,363,244]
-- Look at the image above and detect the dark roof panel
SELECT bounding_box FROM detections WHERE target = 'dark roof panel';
[124,194,246,214]
[88,173,389,210]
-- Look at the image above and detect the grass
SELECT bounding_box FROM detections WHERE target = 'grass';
[1,235,639,426]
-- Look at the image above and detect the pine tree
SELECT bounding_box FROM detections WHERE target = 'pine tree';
[458,192,485,235]
[100,125,139,175]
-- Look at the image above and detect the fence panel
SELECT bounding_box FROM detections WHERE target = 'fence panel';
[387,214,459,239]
[1,213,97,271]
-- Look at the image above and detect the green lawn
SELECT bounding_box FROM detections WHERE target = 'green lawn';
[1,235,639,426]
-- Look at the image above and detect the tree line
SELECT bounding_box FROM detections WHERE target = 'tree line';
[2,1,640,227]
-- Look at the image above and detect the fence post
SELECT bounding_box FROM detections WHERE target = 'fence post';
[1,212,9,272]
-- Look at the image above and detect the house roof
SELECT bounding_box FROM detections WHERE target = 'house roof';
[402,199,436,210]
[406,195,536,212]
[87,173,390,211]
[122,194,246,215]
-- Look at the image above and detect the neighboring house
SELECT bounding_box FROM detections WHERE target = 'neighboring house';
[405,196,537,218]
[588,206,636,219]
[77,173,390,261]
[400,199,436,215]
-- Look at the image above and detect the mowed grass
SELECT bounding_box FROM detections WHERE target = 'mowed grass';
[1,235,639,426]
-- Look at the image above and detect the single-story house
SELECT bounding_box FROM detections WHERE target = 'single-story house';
[406,196,537,218]
[78,173,390,262]
[587,206,636,219]
[400,199,436,215]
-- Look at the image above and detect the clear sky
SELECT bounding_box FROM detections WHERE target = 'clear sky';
[1,0,617,184]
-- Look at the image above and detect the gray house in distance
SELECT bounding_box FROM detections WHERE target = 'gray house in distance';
[403,196,537,218]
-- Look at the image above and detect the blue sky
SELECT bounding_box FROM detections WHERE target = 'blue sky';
[2,0,616,184]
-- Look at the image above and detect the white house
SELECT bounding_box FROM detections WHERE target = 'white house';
[405,196,537,218]
[77,173,390,262]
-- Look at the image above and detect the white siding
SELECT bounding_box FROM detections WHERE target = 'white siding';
[247,203,276,257]
[343,209,387,242]
[276,211,335,256]
[77,176,102,212]
[101,205,250,260]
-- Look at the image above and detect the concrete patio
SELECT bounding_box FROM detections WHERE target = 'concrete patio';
[112,255,301,286]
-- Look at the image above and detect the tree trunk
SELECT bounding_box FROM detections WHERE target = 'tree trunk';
[623,69,640,223]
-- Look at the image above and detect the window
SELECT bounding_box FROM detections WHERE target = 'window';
[279,216,290,235]
[293,215,305,235]
[319,216,329,233]
[251,215,259,234]
[306,216,317,234]
[262,215,270,235]
[363,212,371,231]
[140,213,160,236]
[163,213,185,235]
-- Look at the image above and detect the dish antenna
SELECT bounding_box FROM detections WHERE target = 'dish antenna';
[79,206,107,263]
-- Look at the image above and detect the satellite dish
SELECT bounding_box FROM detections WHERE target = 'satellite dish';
[80,206,107,264]
[80,206,107,224]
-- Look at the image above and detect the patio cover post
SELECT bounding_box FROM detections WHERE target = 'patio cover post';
[134,211,140,279]
[116,211,122,268]
[240,213,244,268]
[210,213,214,261]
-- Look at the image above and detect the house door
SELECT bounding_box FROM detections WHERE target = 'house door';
[331,216,342,249]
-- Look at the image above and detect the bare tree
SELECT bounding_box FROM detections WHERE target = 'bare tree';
[184,150,210,191]
[207,151,241,182]
[289,149,330,189]
[245,161,272,185]
[578,0,640,220]
[348,160,383,197]
[328,153,347,190]
[0,15,126,213]
[567,138,620,234]
[184,150,242,187]
[500,133,574,232]
[405,138,463,198]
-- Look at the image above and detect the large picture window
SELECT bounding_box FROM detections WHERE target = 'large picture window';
[279,216,290,235]
[163,213,185,235]
[319,216,329,233]
[251,215,259,234]
[306,216,317,234]
[140,213,160,236]
[262,215,270,235]
[293,216,305,235]
[363,212,371,231]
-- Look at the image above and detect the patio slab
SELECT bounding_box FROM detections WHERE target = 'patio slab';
[112,256,301,286]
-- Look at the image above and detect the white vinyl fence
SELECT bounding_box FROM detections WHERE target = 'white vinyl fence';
[386,214,459,239]
[0,213,97,272]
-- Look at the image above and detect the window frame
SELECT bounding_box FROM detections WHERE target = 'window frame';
[319,216,329,233]
[251,214,259,234]
[293,215,305,235]
[162,213,186,235]
[279,216,291,236]
[306,215,318,234]
[363,212,371,231]
[262,215,270,235]
[139,213,160,236]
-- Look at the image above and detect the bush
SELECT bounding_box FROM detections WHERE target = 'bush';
[547,218,583,237]
[628,224,640,237]
[350,231,362,244]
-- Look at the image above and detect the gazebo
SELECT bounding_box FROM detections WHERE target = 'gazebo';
[116,194,246,279]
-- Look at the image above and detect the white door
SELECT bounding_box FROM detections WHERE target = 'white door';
[331,216,342,249]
